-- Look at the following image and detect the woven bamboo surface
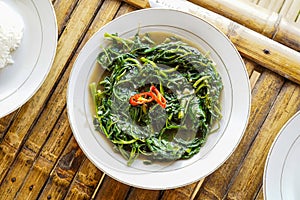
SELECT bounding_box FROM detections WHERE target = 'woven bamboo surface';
[0,0,299,199]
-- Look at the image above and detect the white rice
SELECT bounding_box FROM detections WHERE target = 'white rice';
[0,2,24,69]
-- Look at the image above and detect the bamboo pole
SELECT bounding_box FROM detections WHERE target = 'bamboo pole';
[189,0,300,51]
[122,0,300,85]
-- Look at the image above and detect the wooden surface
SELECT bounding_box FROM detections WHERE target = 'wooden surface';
[0,0,300,199]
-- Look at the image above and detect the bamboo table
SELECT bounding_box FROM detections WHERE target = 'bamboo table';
[0,0,300,199]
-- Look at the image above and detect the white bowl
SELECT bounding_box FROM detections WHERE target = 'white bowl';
[67,8,251,189]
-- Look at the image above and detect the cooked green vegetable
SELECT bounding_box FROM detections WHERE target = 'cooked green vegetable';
[90,32,223,166]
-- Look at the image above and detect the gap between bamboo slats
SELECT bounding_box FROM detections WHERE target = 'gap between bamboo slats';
[255,186,264,200]
[54,0,79,35]
[0,111,18,139]
[123,0,300,85]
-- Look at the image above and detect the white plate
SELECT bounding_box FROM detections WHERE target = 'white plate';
[0,0,57,117]
[264,111,300,200]
[67,8,250,189]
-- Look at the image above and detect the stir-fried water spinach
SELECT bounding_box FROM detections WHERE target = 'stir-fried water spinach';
[90,32,223,166]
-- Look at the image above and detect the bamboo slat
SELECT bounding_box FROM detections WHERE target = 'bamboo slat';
[37,137,85,199]
[195,69,284,199]
[249,70,261,90]
[0,26,79,196]
[227,82,300,199]
[244,59,257,77]
[64,159,103,199]
[114,1,136,18]
[161,184,198,200]
[126,188,161,200]
[123,0,300,85]
[124,0,149,8]
[0,112,17,139]
[93,176,130,200]
[0,91,70,199]
[255,187,264,200]
[54,0,79,35]
[189,0,300,51]
[244,59,262,89]
[13,110,73,199]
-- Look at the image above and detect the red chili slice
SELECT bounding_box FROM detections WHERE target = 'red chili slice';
[129,92,155,106]
[129,86,167,109]
[150,86,167,109]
